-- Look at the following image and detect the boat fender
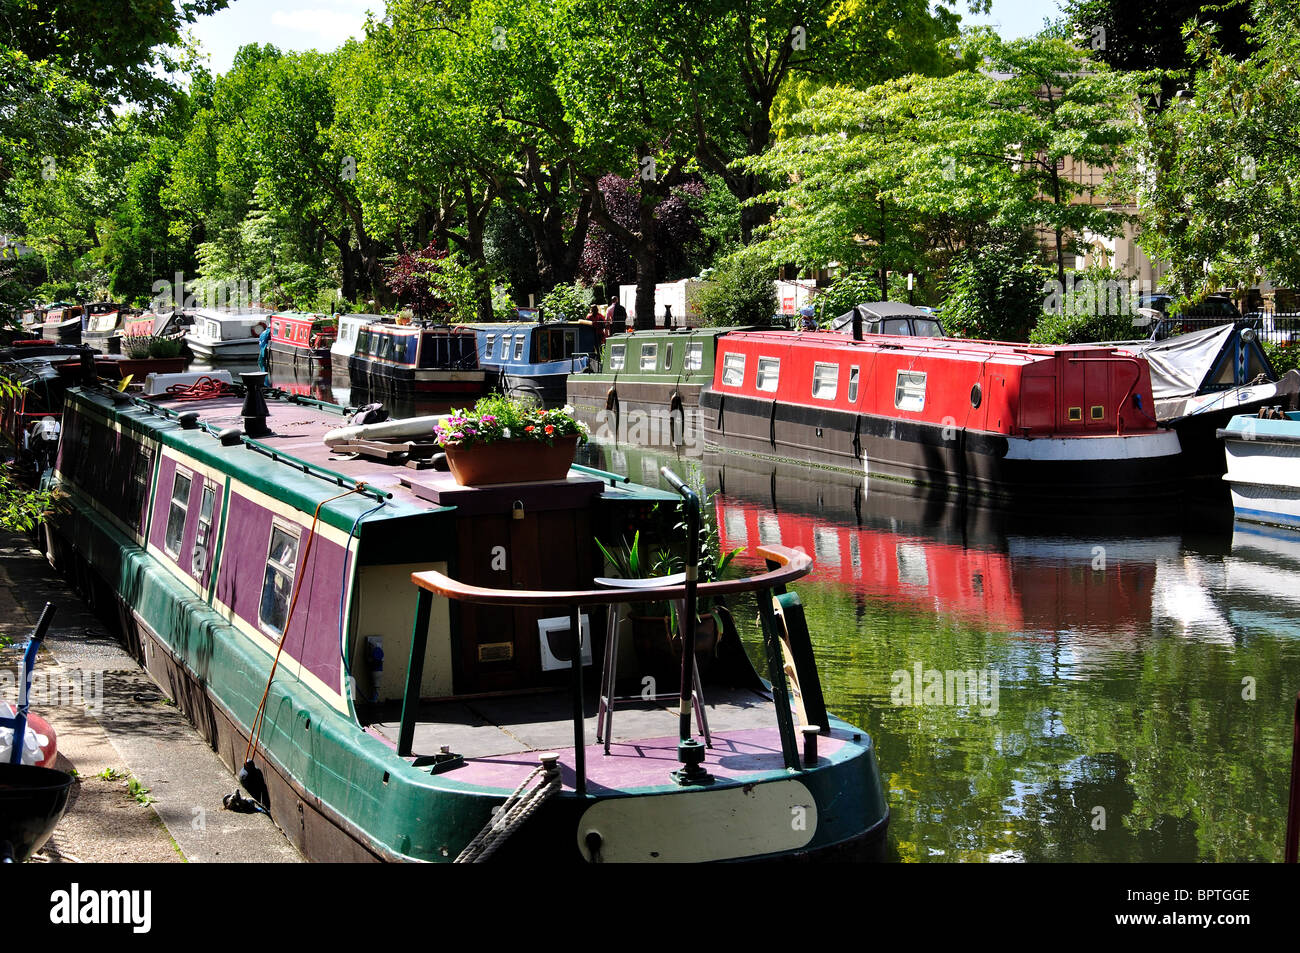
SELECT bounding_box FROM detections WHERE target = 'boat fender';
[351,402,389,426]
[235,759,269,807]
[605,388,618,414]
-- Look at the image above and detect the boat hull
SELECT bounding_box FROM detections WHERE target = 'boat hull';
[702,390,1184,500]
[348,357,486,395]
[187,338,261,361]
[1223,417,1300,529]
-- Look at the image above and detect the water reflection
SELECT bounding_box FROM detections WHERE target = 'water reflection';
[580,441,1300,862]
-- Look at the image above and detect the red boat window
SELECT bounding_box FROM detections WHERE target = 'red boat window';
[756,356,780,392]
[640,343,658,371]
[812,362,839,400]
[721,352,745,386]
[848,365,860,403]
[894,370,927,411]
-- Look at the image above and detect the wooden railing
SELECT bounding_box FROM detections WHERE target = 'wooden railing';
[401,545,822,795]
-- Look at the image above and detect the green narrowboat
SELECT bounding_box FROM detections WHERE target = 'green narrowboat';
[45,372,890,862]
[567,328,739,448]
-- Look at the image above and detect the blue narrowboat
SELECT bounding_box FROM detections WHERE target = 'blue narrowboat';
[470,321,600,405]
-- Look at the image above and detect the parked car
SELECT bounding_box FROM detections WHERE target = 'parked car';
[1136,293,1247,341]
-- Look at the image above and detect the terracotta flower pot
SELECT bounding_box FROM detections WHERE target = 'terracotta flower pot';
[444,434,579,486]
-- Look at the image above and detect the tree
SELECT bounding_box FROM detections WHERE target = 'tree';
[1128,1,1300,299]
[938,232,1048,341]
[579,175,708,291]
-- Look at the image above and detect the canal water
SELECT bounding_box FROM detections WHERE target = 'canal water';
[265,362,1300,862]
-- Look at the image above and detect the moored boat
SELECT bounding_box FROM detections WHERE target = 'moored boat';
[40,303,83,344]
[1119,323,1300,481]
[184,309,271,361]
[46,377,890,862]
[349,320,483,396]
[81,302,126,348]
[472,321,599,405]
[267,312,337,367]
[1221,410,1300,529]
[701,329,1183,500]
[330,313,372,376]
[567,327,734,446]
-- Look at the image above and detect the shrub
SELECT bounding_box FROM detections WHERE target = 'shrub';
[1029,266,1144,345]
[1264,340,1300,376]
[695,254,778,328]
[148,335,183,359]
[939,241,1049,342]
[810,271,883,326]
[538,281,592,322]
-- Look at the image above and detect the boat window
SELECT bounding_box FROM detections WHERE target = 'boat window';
[812,362,839,400]
[882,318,910,335]
[355,329,369,355]
[610,343,625,369]
[848,366,860,403]
[722,352,746,387]
[755,356,780,392]
[402,333,418,365]
[164,469,192,558]
[513,336,525,361]
[912,319,943,338]
[665,343,674,370]
[640,343,658,371]
[685,342,703,371]
[193,484,216,577]
[259,524,300,638]
[485,334,495,359]
[207,320,219,338]
[894,370,927,411]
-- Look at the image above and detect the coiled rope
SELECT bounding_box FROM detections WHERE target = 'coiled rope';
[166,375,236,401]
[454,755,562,863]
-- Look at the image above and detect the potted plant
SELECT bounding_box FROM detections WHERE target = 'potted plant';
[432,394,589,486]
[122,333,152,359]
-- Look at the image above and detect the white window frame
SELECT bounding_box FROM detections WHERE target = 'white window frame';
[639,343,658,372]
[755,356,780,393]
[894,370,927,412]
[484,334,495,359]
[812,362,839,400]
[164,468,192,558]
[513,336,525,360]
[610,343,626,370]
[259,521,301,639]
[192,483,216,577]
[685,341,703,371]
[848,365,861,403]
[721,352,746,387]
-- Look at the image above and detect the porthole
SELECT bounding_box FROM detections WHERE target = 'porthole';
[970,383,982,409]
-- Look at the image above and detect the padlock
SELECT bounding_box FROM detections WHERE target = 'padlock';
[512,500,525,520]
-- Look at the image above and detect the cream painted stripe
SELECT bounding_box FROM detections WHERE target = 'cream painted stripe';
[212,591,351,713]
[159,445,229,486]
[229,480,364,548]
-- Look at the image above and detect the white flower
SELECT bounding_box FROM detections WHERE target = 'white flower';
[502,427,512,439]
[562,404,575,416]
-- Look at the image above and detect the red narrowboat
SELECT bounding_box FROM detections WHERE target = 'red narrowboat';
[267,312,337,366]
[700,330,1183,500]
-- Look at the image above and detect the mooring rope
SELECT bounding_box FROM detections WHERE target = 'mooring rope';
[166,375,236,401]
[454,756,562,863]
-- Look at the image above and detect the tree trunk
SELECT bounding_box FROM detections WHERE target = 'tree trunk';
[633,188,658,330]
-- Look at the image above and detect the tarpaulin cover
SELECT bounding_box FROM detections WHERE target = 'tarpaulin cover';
[1127,323,1238,399]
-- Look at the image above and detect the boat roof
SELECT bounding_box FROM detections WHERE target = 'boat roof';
[605,327,744,342]
[719,328,1102,365]
[71,385,672,533]
[181,309,272,321]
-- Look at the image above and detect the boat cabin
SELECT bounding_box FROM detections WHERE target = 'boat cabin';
[353,322,478,370]
[270,312,337,353]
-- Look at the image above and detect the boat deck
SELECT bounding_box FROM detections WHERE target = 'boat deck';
[361,685,822,791]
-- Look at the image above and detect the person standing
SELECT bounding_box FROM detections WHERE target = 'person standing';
[258,323,272,371]
[606,295,628,334]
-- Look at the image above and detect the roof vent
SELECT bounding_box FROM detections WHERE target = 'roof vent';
[177,411,200,430]
[239,371,271,438]
[217,427,242,447]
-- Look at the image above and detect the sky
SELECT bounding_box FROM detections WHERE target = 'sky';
[189,0,1063,75]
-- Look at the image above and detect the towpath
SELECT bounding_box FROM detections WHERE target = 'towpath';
[0,529,300,863]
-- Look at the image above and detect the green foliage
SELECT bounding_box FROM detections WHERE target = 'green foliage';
[434,394,589,448]
[939,237,1049,342]
[1128,1,1300,298]
[812,271,888,326]
[695,254,778,328]
[147,336,184,359]
[1030,267,1142,344]
[538,281,591,322]
[1263,341,1300,377]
